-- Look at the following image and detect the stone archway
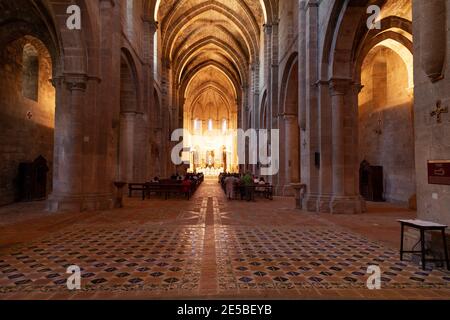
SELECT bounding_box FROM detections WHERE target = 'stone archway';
[118,49,139,183]
[316,0,414,214]
[0,35,55,206]
[358,41,415,205]
[279,55,300,196]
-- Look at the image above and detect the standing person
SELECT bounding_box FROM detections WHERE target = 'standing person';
[182,177,192,198]
[241,171,254,201]
[224,175,236,200]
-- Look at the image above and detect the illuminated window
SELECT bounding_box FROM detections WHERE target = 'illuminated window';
[222,119,227,132]
[208,119,213,131]
[194,118,201,131]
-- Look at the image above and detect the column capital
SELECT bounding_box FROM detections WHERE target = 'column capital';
[328,78,352,96]
[298,0,307,11]
[263,24,272,35]
[306,0,319,8]
[352,83,364,94]
[62,74,90,92]
[142,14,159,31]
[280,113,297,120]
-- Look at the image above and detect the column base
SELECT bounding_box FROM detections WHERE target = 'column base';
[282,185,295,197]
[318,195,332,213]
[47,192,114,213]
[304,194,320,212]
[330,196,365,214]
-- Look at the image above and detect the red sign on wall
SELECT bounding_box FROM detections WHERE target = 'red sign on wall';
[428,160,450,185]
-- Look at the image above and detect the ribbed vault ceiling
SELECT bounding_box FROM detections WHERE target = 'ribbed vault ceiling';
[155,0,268,117]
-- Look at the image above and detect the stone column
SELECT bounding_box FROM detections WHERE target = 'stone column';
[48,75,92,212]
[330,80,347,197]
[99,0,118,199]
[283,114,300,195]
[119,112,136,182]
[419,0,447,82]
[142,19,158,180]
[317,80,333,212]
[329,79,363,214]
[298,0,307,131]
[302,0,320,211]
[133,112,147,182]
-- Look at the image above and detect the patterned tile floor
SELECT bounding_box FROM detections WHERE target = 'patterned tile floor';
[0,179,449,299]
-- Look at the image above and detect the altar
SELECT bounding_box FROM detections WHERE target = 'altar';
[196,167,224,177]
[183,129,238,174]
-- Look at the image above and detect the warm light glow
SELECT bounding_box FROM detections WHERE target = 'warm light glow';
[208,119,214,131]
[374,39,414,89]
[154,0,161,21]
[194,118,201,131]
[183,129,237,174]
[259,0,268,23]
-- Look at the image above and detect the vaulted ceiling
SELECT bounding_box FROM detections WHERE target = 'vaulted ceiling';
[150,0,274,119]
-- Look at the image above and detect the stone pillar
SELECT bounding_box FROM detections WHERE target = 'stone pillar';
[49,75,112,212]
[329,79,363,214]
[143,19,158,180]
[298,0,307,131]
[133,112,147,182]
[302,0,320,211]
[330,80,346,197]
[283,114,300,195]
[317,80,333,213]
[420,0,447,82]
[99,0,119,200]
[119,112,136,182]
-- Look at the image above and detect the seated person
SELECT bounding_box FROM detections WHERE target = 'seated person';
[182,177,192,194]
[256,177,266,191]
[151,176,160,183]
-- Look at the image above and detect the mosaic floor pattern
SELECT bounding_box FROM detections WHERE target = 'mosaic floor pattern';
[216,226,450,292]
[0,179,449,299]
[0,226,204,294]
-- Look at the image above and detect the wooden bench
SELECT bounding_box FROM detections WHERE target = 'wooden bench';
[128,183,148,200]
[147,181,199,200]
[233,185,273,201]
[254,184,274,200]
[128,177,203,201]
[398,219,449,270]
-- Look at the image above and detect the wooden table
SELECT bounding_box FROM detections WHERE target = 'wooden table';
[398,219,449,270]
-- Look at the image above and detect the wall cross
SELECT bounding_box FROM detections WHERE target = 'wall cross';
[430,100,448,124]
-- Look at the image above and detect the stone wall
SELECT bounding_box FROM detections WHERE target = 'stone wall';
[413,0,450,226]
[0,37,55,206]
[359,47,415,204]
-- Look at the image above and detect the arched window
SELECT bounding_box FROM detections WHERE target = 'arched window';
[193,118,201,131]
[222,119,227,133]
[22,44,39,101]
[208,119,214,131]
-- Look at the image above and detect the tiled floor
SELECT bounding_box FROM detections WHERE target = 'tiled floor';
[0,179,449,299]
